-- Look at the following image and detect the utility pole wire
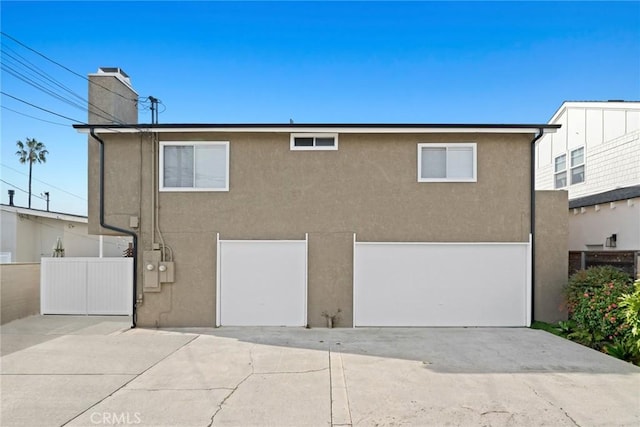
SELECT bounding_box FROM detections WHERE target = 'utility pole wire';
[0,179,47,200]
[1,31,137,102]
[0,163,88,201]
[1,105,70,127]
[1,91,83,123]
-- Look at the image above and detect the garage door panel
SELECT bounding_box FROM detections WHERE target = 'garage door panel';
[219,240,306,326]
[354,243,529,327]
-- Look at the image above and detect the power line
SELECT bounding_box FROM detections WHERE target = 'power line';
[1,91,83,123]
[1,61,130,125]
[2,45,87,104]
[1,105,70,127]
[1,34,161,133]
[1,31,137,102]
[0,163,87,201]
[0,179,47,200]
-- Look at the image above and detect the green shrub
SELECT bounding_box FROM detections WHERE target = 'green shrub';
[619,279,640,353]
[566,266,634,348]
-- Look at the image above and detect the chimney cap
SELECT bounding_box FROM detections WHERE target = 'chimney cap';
[98,67,129,78]
[89,67,134,91]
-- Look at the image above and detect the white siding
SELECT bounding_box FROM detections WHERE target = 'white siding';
[0,208,130,262]
[604,110,626,142]
[628,111,640,132]
[586,109,603,147]
[569,199,640,251]
[567,108,586,150]
[0,211,17,262]
[535,102,640,200]
[571,130,640,199]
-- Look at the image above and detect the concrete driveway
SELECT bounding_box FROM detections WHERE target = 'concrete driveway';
[1,316,638,427]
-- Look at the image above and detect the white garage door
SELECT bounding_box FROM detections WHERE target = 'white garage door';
[217,238,307,326]
[354,240,530,327]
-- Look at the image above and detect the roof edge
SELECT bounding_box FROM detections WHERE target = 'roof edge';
[74,123,560,135]
[568,185,640,209]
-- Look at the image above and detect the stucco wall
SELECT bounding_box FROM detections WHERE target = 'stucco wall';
[93,131,535,327]
[568,197,639,251]
[1,263,40,324]
[1,210,129,262]
[535,190,569,323]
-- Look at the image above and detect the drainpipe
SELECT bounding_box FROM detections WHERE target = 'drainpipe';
[530,128,545,325]
[91,128,138,328]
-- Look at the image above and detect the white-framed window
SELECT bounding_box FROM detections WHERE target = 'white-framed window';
[417,143,477,182]
[554,154,567,189]
[290,133,338,150]
[160,141,229,192]
[570,147,585,185]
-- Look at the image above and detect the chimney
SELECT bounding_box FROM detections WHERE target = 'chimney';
[88,67,138,125]
[8,189,15,206]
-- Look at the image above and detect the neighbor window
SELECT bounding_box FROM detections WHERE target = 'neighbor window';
[570,147,585,185]
[418,143,476,182]
[554,154,567,189]
[160,141,229,191]
[290,133,338,150]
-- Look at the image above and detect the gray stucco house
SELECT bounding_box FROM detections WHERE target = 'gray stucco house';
[75,68,567,328]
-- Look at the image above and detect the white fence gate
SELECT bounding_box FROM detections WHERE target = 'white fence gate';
[41,257,133,315]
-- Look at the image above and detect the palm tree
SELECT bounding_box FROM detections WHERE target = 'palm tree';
[15,138,48,208]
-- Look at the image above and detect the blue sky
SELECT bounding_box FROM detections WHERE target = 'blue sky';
[1,1,639,215]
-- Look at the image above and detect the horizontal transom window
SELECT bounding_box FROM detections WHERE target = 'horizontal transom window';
[160,141,229,192]
[290,133,338,150]
[418,143,477,182]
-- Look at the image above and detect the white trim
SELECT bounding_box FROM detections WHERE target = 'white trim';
[216,233,221,327]
[304,233,309,326]
[79,126,558,135]
[355,240,530,246]
[353,239,530,327]
[290,133,339,151]
[569,146,585,185]
[526,233,532,327]
[0,205,88,223]
[554,153,567,189]
[217,237,308,326]
[219,239,306,244]
[352,233,357,329]
[159,141,229,192]
[548,101,640,124]
[417,142,477,183]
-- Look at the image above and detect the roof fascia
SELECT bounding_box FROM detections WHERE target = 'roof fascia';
[76,125,559,135]
[0,205,88,223]
[549,101,640,124]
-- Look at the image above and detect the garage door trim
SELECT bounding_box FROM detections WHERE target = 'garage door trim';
[216,233,308,327]
[353,234,532,327]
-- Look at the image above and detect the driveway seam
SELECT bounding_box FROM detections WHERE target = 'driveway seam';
[523,379,580,427]
[207,344,256,427]
[59,334,199,426]
[329,348,334,426]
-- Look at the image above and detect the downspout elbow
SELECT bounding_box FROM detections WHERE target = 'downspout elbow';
[90,128,138,328]
[529,128,545,326]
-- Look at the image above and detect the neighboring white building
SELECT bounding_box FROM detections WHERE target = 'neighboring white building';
[535,101,640,251]
[0,204,131,262]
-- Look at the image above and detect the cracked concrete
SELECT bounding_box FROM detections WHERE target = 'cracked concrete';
[2,316,639,426]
